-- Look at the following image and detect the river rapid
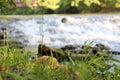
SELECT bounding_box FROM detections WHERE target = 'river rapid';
[0,14,120,53]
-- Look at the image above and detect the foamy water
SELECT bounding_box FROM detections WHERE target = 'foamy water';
[0,14,120,52]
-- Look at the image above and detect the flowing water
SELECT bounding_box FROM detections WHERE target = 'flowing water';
[0,14,120,54]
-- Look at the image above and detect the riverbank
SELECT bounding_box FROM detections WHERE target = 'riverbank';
[0,13,120,18]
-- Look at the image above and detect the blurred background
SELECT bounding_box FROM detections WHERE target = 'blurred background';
[0,0,120,14]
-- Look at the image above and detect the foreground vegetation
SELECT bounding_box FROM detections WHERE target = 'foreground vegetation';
[0,44,120,80]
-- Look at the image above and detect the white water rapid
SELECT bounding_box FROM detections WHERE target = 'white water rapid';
[0,14,120,52]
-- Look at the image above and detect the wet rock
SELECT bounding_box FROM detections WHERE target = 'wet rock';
[61,45,77,51]
[61,18,67,23]
[37,44,116,61]
[38,44,54,56]
[81,43,120,56]
[0,27,8,46]
[90,44,111,54]
[38,44,83,61]
[0,28,4,39]
[92,47,98,54]
[95,43,110,51]
[0,27,7,39]
[0,32,4,39]
[81,43,111,55]
[38,44,92,60]
[81,45,93,54]
[81,45,92,50]
[61,45,82,57]
[1,27,7,31]
[38,44,65,60]
[108,51,120,55]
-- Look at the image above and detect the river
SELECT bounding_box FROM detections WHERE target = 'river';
[0,14,120,60]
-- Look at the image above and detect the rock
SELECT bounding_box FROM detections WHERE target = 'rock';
[1,27,7,31]
[61,45,77,51]
[0,29,4,39]
[81,45,92,49]
[61,18,67,23]
[38,44,65,61]
[0,27,8,39]
[108,51,120,55]
[92,47,98,54]
[0,32,4,39]
[37,44,113,61]
[90,44,111,54]
[38,44,55,56]
[95,44,110,50]
[0,27,7,46]
[32,56,59,69]
[81,43,111,55]
[38,44,94,61]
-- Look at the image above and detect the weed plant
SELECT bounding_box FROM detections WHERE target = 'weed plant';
[0,44,120,80]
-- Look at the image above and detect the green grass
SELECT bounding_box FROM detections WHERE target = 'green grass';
[0,44,120,80]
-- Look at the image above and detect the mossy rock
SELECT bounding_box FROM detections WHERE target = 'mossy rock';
[32,56,59,69]
[38,44,66,61]
[37,44,91,61]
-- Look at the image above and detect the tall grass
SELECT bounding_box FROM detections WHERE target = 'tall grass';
[0,44,120,80]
